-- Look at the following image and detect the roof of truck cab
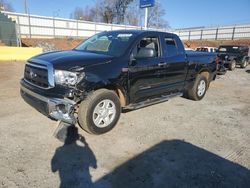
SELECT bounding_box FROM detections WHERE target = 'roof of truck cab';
[196,46,217,48]
[102,29,175,36]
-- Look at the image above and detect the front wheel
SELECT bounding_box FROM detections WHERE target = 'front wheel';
[186,74,208,101]
[78,89,121,135]
[229,60,236,71]
[241,60,248,68]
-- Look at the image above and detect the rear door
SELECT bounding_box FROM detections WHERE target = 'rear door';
[161,34,188,91]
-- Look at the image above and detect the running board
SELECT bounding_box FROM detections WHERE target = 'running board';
[124,92,183,110]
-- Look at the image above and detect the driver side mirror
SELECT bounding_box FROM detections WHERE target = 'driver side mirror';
[135,48,156,59]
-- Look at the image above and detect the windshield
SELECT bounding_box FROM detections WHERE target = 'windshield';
[75,32,136,57]
[218,46,240,53]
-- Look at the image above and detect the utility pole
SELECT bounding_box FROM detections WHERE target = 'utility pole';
[24,0,31,38]
[0,0,5,11]
[144,7,148,29]
[140,0,155,30]
[53,10,60,38]
[24,0,28,14]
[156,0,159,28]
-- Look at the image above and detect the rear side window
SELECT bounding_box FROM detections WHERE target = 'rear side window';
[164,37,178,57]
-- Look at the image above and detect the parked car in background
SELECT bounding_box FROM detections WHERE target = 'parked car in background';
[218,45,250,70]
[195,47,226,75]
[196,46,218,53]
[20,30,217,134]
[185,48,195,52]
[216,59,227,75]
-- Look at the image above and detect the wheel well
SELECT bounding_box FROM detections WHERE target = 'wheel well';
[100,85,127,107]
[199,71,210,81]
[243,56,249,62]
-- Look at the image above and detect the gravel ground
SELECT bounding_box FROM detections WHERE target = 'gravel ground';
[0,61,250,188]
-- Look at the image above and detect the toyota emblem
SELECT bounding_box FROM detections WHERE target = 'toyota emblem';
[29,70,37,79]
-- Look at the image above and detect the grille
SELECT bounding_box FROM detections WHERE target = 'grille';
[24,63,49,88]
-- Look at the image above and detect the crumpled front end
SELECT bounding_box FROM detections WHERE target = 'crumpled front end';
[20,84,76,124]
[20,59,80,124]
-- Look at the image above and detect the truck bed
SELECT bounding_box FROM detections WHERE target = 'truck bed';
[186,51,217,64]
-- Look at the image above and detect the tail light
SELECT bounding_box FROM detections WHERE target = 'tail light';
[215,56,220,70]
[215,56,220,64]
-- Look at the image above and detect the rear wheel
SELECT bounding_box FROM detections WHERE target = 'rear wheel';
[186,74,208,101]
[78,89,121,135]
[229,60,236,71]
[241,60,248,68]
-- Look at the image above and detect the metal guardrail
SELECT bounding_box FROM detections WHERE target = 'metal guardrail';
[1,11,250,41]
[1,11,169,39]
[176,25,250,40]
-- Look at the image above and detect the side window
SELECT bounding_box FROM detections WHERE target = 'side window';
[134,36,160,58]
[164,37,178,57]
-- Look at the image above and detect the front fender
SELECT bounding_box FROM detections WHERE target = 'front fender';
[77,72,111,92]
[242,56,249,63]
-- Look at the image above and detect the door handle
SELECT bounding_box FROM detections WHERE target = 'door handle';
[158,62,167,66]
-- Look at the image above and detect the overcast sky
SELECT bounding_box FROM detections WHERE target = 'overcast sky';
[7,0,250,29]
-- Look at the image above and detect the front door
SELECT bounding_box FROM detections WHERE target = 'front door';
[129,35,167,103]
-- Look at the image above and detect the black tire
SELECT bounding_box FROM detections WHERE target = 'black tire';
[78,89,121,135]
[240,60,248,68]
[229,60,236,71]
[186,74,208,101]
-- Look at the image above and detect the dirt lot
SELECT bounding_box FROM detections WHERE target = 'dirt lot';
[21,38,83,51]
[0,61,250,188]
[184,39,250,49]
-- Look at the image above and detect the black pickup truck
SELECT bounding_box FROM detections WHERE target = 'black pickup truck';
[218,45,250,70]
[20,30,217,134]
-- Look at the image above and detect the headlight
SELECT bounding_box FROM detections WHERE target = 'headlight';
[54,70,84,86]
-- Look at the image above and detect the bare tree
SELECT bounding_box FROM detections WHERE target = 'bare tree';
[98,0,116,23]
[114,0,133,24]
[70,0,115,23]
[70,0,133,24]
[0,0,14,12]
[147,1,170,29]
[103,7,114,23]
[124,0,169,28]
[69,0,170,29]
[96,0,130,24]
[124,0,140,26]
[70,6,96,21]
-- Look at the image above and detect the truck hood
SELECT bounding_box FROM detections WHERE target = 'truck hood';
[218,52,238,60]
[29,50,113,70]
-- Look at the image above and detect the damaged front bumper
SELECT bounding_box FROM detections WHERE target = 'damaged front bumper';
[20,85,76,124]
